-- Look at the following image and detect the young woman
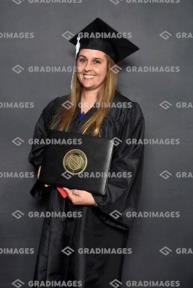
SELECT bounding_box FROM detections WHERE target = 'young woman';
[28,18,145,287]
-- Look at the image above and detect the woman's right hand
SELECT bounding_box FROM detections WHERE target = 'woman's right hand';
[37,165,50,188]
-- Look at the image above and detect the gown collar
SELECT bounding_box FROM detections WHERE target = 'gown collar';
[76,98,97,120]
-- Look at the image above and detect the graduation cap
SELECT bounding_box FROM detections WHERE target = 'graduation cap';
[69,17,139,64]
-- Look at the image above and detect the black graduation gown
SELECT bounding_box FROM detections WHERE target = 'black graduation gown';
[28,90,145,287]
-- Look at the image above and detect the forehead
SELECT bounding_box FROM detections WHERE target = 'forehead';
[78,49,107,59]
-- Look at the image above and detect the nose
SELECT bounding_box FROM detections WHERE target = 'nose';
[84,60,92,71]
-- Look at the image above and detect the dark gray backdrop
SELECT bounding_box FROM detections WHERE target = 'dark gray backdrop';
[0,0,193,287]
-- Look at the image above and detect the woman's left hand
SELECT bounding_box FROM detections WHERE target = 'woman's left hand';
[63,187,97,206]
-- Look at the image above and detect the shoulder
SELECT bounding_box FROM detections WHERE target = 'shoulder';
[40,94,69,126]
[44,94,69,109]
[112,91,145,139]
[109,90,144,122]
[42,94,69,115]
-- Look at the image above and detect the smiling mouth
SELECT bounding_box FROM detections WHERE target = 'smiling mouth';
[83,74,95,79]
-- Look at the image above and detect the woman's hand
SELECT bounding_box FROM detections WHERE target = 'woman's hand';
[37,165,50,188]
[37,166,96,205]
[63,187,97,206]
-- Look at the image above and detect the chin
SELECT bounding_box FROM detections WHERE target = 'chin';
[82,85,96,90]
[81,82,96,89]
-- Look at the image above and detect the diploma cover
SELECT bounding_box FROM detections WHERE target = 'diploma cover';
[38,129,114,195]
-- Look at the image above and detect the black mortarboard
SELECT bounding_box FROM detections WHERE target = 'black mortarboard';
[69,18,139,64]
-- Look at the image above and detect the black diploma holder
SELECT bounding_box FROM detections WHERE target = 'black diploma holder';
[38,129,114,196]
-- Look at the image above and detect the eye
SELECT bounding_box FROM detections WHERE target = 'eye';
[78,57,86,63]
[93,59,101,64]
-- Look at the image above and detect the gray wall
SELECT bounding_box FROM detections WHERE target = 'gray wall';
[0,0,193,287]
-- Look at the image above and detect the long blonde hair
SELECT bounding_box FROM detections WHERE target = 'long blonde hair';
[49,54,118,137]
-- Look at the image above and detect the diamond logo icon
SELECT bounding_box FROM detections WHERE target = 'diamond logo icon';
[159,101,172,110]
[12,137,24,146]
[112,137,122,146]
[61,171,72,180]
[61,100,74,110]
[11,0,24,5]
[12,210,24,219]
[109,0,121,5]
[160,170,172,180]
[61,246,75,256]
[160,31,172,40]
[159,246,173,256]
[62,31,74,40]
[110,65,122,74]
[12,65,25,74]
[110,210,122,220]
[109,279,122,288]
[12,279,25,288]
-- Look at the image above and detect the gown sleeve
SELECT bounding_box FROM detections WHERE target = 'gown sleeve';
[28,97,60,200]
[92,101,145,231]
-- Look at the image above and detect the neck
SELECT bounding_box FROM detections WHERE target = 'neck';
[81,89,98,103]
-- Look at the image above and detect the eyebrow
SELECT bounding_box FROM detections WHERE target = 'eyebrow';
[78,55,103,61]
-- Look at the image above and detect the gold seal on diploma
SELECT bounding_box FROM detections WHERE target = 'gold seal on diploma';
[63,149,87,175]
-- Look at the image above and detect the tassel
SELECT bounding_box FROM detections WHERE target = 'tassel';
[76,34,81,55]
[56,186,68,199]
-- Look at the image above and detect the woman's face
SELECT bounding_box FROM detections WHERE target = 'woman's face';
[76,49,108,90]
